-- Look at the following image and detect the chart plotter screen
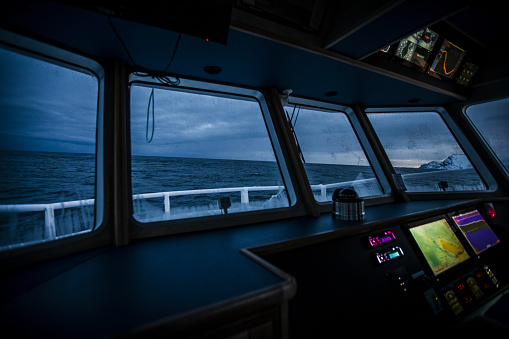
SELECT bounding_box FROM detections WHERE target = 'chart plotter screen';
[430,39,466,78]
[410,218,470,276]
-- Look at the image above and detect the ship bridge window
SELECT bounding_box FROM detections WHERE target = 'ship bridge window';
[285,103,384,201]
[129,82,292,223]
[367,111,487,192]
[465,98,509,176]
[0,46,100,251]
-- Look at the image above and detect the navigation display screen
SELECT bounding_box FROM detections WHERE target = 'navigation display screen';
[430,39,466,78]
[395,28,439,71]
[452,210,500,254]
[410,218,470,276]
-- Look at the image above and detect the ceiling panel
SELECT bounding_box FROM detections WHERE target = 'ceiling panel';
[0,0,488,106]
[326,0,467,59]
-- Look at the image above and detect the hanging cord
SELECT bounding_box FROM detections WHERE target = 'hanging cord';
[286,105,306,163]
[146,88,155,143]
[162,33,181,73]
[109,15,181,86]
[135,33,182,86]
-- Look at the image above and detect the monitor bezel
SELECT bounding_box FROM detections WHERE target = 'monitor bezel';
[406,214,471,278]
[449,208,501,255]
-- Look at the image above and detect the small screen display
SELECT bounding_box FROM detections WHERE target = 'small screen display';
[368,230,396,247]
[389,251,401,259]
[395,28,439,71]
[410,218,470,276]
[375,246,404,264]
[452,210,500,254]
[430,39,466,78]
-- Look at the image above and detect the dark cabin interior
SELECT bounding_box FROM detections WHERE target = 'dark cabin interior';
[1,1,509,337]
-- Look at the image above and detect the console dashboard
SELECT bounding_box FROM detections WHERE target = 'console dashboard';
[262,203,509,336]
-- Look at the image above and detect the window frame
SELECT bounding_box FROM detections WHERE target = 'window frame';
[127,74,300,236]
[464,97,509,182]
[0,28,108,263]
[365,106,497,198]
[284,96,392,210]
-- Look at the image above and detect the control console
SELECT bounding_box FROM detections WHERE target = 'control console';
[366,205,506,326]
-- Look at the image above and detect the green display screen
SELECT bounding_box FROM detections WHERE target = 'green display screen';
[410,218,470,276]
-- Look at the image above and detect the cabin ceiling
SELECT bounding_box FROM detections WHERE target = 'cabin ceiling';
[1,0,507,106]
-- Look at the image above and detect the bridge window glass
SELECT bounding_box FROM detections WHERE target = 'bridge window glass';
[288,105,383,201]
[0,47,99,251]
[367,111,486,192]
[465,98,509,175]
[130,84,290,222]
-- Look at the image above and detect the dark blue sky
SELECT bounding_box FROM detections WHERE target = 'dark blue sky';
[1,45,506,168]
[130,85,277,162]
[0,47,98,154]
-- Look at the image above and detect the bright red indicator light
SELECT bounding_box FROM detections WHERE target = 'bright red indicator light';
[485,203,496,218]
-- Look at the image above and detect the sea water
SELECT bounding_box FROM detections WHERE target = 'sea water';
[0,150,486,248]
[0,150,95,248]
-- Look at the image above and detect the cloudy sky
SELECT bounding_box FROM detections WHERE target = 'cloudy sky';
[1,45,507,169]
[130,85,277,162]
[0,47,98,154]
[369,109,509,168]
[368,112,463,167]
[292,107,371,166]
[466,98,509,163]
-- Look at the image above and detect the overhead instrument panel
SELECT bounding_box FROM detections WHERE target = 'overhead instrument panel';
[368,21,481,89]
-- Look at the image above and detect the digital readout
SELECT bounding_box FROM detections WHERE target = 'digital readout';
[368,230,396,247]
[389,251,401,259]
[375,246,404,264]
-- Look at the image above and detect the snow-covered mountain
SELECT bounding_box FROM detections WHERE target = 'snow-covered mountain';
[419,154,473,170]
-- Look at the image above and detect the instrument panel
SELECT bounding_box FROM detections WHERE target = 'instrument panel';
[263,204,508,336]
[369,207,504,321]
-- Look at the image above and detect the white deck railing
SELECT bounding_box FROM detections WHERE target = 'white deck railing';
[0,199,95,241]
[0,178,384,240]
[0,185,290,241]
[0,178,378,242]
[0,170,483,250]
[7,171,477,242]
